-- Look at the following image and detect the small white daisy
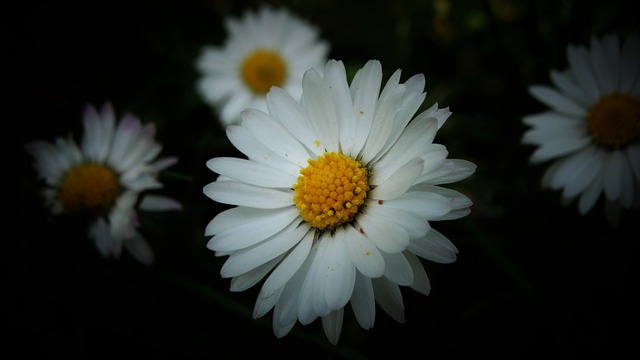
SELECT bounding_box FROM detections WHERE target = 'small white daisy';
[26,102,182,265]
[522,31,640,226]
[195,5,330,127]
[203,59,476,344]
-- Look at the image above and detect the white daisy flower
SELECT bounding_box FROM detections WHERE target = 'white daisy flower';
[26,102,182,265]
[522,31,640,226]
[195,5,330,127]
[203,59,477,344]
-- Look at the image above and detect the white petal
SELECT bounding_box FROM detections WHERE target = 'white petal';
[529,85,588,117]
[206,207,299,251]
[257,231,314,312]
[383,190,452,220]
[372,277,405,323]
[405,252,431,295]
[350,60,382,156]
[203,181,293,209]
[225,125,301,175]
[229,255,282,292]
[301,67,340,151]
[321,309,344,345]
[343,225,385,278]
[206,157,297,188]
[139,195,182,211]
[356,212,410,253]
[370,158,423,200]
[567,45,601,102]
[408,228,458,264]
[323,232,356,312]
[380,251,413,286]
[418,159,476,185]
[266,87,320,156]
[365,204,429,239]
[220,222,308,277]
[350,272,376,329]
[242,109,311,168]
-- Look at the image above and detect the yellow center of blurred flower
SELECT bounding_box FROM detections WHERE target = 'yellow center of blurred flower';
[59,163,121,215]
[293,152,369,231]
[588,92,640,148]
[241,50,287,94]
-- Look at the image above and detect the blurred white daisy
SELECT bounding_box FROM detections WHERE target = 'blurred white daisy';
[195,5,329,127]
[522,31,640,226]
[203,59,476,344]
[25,103,182,265]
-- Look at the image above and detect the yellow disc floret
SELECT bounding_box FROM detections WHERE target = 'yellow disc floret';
[58,163,121,215]
[293,152,369,230]
[241,49,287,94]
[588,92,640,148]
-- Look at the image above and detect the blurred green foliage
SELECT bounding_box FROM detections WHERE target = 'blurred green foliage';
[6,0,638,358]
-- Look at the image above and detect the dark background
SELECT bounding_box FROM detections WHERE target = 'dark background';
[5,0,639,358]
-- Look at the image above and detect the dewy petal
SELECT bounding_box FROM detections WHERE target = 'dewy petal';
[206,157,297,188]
[343,226,385,278]
[370,158,423,200]
[203,181,293,209]
[528,85,588,117]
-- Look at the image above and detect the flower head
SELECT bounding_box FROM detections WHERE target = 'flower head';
[522,31,640,226]
[26,103,182,265]
[203,59,476,344]
[195,5,330,127]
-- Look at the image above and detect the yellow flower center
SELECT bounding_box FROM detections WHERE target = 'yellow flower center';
[293,152,369,231]
[588,92,640,148]
[58,163,121,215]
[241,49,287,94]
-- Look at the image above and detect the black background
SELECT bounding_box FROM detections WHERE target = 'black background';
[5,0,639,358]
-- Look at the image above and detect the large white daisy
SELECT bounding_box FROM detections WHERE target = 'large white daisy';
[25,102,182,265]
[522,31,640,226]
[203,59,476,344]
[195,5,329,127]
